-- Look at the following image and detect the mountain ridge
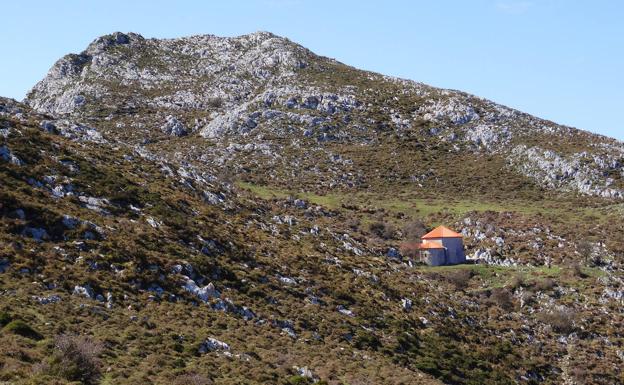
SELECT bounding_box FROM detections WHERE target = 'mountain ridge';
[26,31,621,141]
[24,31,624,200]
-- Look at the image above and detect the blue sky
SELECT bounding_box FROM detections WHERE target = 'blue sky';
[1,0,622,139]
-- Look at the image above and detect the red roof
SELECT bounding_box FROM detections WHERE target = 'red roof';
[418,242,445,250]
[421,225,463,239]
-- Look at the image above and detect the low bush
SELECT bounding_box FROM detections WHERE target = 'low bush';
[382,223,397,239]
[207,97,223,109]
[399,242,420,259]
[564,263,587,278]
[447,269,473,290]
[345,217,360,231]
[368,221,385,238]
[508,273,524,290]
[0,311,11,326]
[521,290,535,307]
[403,220,427,242]
[287,375,314,385]
[353,330,382,351]
[174,373,212,385]
[46,334,103,385]
[489,288,514,311]
[534,278,556,291]
[539,309,575,334]
[577,240,593,264]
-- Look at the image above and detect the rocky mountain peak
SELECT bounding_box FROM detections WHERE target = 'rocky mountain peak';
[23,32,624,200]
[25,31,313,116]
[85,31,144,55]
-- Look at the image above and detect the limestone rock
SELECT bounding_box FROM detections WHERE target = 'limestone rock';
[183,279,220,303]
[199,337,230,353]
[161,115,187,137]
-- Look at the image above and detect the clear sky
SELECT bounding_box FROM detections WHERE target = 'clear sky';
[1,0,622,140]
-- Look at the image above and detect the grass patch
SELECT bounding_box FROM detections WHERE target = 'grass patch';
[3,319,43,340]
[236,182,609,225]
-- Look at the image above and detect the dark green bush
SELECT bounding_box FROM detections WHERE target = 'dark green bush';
[534,278,556,291]
[403,220,427,241]
[490,288,514,311]
[368,221,386,238]
[564,263,587,278]
[353,330,382,351]
[0,312,11,327]
[174,372,211,385]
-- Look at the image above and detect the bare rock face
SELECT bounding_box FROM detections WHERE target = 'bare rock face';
[508,145,624,198]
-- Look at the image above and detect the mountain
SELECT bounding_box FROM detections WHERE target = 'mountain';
[25,31,624,199]
[1,32,623,384]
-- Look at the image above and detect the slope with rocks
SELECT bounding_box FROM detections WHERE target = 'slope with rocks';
[24,31,624,266]
[1,97,448,384]
[0,32,622,384]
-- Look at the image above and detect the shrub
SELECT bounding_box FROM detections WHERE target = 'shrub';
[539,309,575,334]
[489,288,514,311]
[577,240,593,264]
[534,278,556,291]
[207,97,223,109]
[564,263,587,278]
[0,311,11,327]
[520,290,535,307]
[353,330,382,351]
[447,269,473,290]
[403,220,427,242]
[399,242,420,260]
[570,366,589,383]
[287,375,314,385]
[174,373,212,385]
[382,223,397,239]
[3,319,42,340]
[47,334,103,385]
[345,217,360,231]
[368,221,386,238]
[508,273,524,290]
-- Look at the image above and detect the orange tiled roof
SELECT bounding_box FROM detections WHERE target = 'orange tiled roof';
[421,225,463,239]
[418,242,445,250]
[418,239,444,249]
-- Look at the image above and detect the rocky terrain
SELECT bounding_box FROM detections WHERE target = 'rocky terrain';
[1,32,624,384]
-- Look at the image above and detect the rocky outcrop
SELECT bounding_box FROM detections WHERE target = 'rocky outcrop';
[508,145,624,198]
[0,145,23,166]
[161,115,187,137]
[183,279,220,303]
[198,337,230,353]
[73,284,95,299]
